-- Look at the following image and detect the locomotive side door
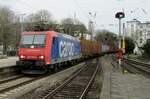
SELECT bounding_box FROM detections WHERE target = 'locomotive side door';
[51,37,59,62]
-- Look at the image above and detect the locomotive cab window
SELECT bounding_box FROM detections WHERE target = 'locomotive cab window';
[21,35,34,45]
[20,34,46,48]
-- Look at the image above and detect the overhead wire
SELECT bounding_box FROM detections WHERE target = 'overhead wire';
[72,0,90,21]
[17,0,40,11]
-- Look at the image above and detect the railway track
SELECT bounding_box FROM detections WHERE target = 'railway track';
[0,73,53,94]
[0,75,24,85]
[111,55,150,75]
[0,60,88,98]
[122,58,150,75]
[38,61,100,99]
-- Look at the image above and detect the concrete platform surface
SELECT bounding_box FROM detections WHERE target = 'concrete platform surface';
[111,73,150,99]
[100,55,150,99]
[0,57,18,68]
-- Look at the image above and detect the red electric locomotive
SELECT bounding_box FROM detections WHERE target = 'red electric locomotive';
[17,31,81,74]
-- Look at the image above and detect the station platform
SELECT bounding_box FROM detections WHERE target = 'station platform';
[0,57,18,68]
[100,56,150,99]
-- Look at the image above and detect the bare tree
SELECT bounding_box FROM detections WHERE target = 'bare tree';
[0,7,20,54]
[25,9,53,31]
[62,18,74,25]
[61,18,87,36]
[27,9,52,22]
[95,29,118,49]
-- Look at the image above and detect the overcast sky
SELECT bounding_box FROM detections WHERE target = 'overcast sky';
[0,0,150,33]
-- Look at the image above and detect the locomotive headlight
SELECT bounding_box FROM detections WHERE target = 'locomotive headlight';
[39,55,44,59]
[20,55,25,59]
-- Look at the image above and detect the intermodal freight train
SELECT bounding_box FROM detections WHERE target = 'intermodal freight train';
[16,31,112,74]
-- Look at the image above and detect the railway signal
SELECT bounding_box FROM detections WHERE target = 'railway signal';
[115,12,125,67]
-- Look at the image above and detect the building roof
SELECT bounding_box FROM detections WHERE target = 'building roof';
[126,19,141,23]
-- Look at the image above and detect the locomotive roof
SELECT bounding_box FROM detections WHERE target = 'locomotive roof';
[56,32,80,41]
[21,31,80,41]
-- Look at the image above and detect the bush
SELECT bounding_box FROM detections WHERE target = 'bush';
[143,40,150,57]
[7,50,17,56]
[122,37,135,54]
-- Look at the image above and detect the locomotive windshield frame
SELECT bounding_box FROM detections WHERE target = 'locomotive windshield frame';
[20,34,47,48]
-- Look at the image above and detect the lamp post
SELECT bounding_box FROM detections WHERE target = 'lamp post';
[115,12,125,67]
[18,13,26,32]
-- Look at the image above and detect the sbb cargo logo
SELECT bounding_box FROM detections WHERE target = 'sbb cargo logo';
[59,41,74,58]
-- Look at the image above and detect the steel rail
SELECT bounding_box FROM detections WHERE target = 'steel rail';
[0,77,37,93]
[0,75,24,85]
[123,60,150,73]
[123,58,150,67]
[112,57,150,74]
[0,73,52,94]
[41,67,84,99]
[41,63,98,99]
[79,64,99,99]
[122,58,150,75]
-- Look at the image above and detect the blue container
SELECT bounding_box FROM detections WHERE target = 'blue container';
[51,33,80,64]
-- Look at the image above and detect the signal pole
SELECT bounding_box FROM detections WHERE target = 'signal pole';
[115,12,125,67]
[88,12,96,40]
[88,20,94,40]
[122,23,125,54]
[19,13,26,32]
